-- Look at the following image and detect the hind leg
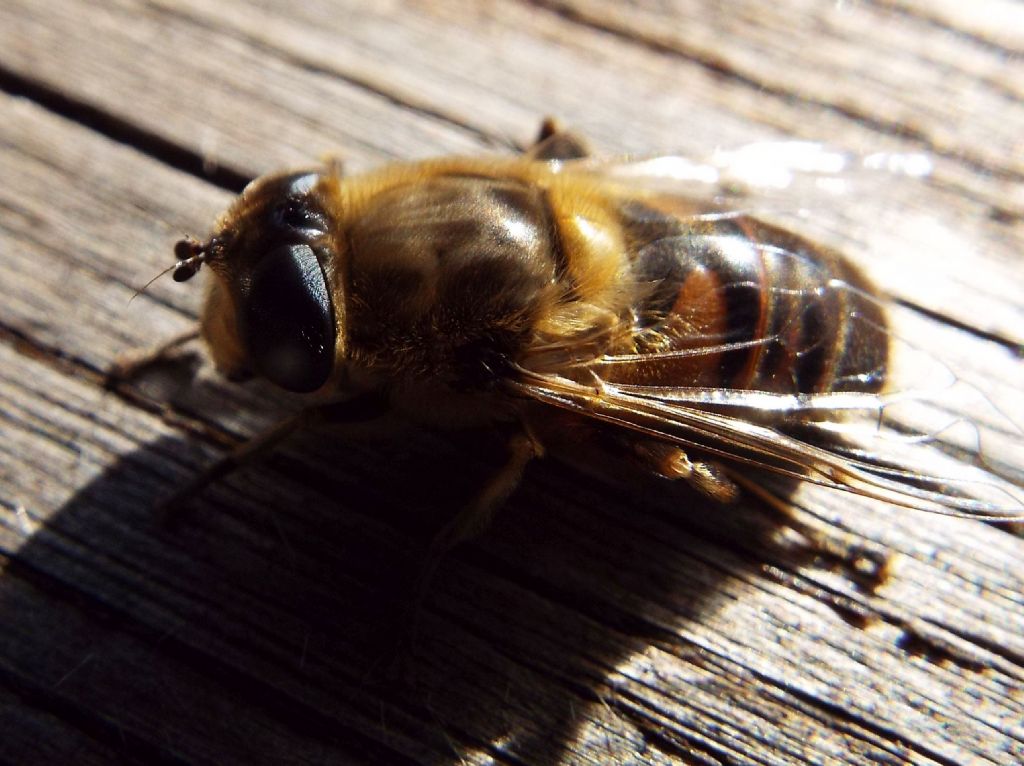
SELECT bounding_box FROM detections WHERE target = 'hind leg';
[632,440,740,504]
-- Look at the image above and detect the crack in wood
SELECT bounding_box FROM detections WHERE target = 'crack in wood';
[0,64,250,193]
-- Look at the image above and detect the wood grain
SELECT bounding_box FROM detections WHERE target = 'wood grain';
[1,1,1022,764]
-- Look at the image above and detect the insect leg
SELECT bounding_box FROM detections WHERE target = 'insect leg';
[728,471,891,592]
[633,441,740,503]
[413,428,542,600]
[382,428,542,664]
[525,117,591,160]
[107,326,201,385]
[158,392,393,527]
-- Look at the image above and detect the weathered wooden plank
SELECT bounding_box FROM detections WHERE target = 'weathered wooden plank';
[6,331,1021,766]
[0,0,486,177]
[1,0,1020,345]
[1,0,1023,764]
[532,0,1024,176]
[878,0,1024,52]
[2,90,1024,764]
[0,680,123,766]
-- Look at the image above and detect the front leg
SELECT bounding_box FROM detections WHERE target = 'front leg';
[107,326,202,385]
[159,392,394,527]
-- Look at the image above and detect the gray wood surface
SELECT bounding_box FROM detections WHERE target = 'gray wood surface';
[1,1,1022,764]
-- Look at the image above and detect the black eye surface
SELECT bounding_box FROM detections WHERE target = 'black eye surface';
[241,244,336,393]
[270,174,326,235]
[274,197,326,234]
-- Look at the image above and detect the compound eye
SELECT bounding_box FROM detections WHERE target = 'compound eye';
[241,244,335,393]
[272,174,326,235]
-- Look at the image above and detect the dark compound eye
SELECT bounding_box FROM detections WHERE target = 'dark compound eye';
[267,173,326,235]
[274,197,326,233]
[241,244,336,393]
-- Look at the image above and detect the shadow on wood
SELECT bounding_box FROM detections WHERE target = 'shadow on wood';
[0,364,890,763]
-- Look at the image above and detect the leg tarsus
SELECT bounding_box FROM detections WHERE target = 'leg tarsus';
[158,413,305,527]
[729,471,892,591]
[107,326,201,386]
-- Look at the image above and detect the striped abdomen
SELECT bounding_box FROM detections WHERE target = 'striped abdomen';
[598,200,889,395]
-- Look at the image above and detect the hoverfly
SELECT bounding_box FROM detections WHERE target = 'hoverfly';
[121,119,1023,563]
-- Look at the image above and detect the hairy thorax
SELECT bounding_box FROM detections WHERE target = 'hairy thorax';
[342,176,561,383]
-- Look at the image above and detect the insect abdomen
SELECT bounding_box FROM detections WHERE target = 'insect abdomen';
[608,202,888,395]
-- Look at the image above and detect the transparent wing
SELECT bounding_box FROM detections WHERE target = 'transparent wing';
[524,143,1023,519]
[558,141,933,215]
[508,249,1024,520]
[506,366,1024,519]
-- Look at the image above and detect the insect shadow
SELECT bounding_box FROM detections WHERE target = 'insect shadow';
[4,368,881,765]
